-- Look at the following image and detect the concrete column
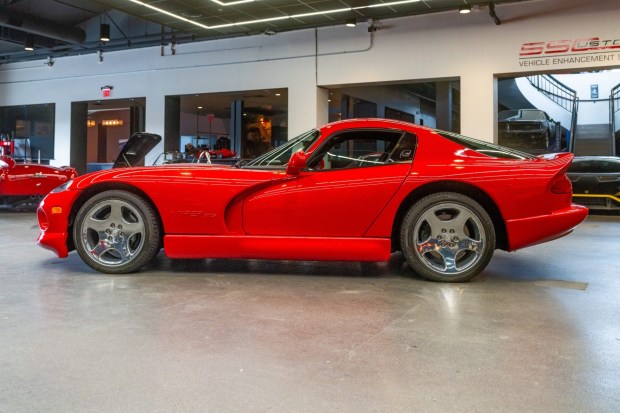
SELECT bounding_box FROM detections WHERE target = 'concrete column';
[144,94,166,165]
[164,96,180,153]
[70,101,88,174]
[316,87,329,126]
[52,101,72,167]
[288,83,328,138]
[436,81,453,132]
[460,72,497,143]
[230,100,243,155]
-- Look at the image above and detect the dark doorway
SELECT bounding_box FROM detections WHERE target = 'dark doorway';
[70,98,146,173]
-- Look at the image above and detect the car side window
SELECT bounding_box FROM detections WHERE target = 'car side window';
[307,129,414,171]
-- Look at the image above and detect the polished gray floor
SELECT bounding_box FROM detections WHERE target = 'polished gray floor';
[0,211,618,412]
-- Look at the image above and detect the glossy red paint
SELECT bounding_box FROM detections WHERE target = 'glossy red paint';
[0,155,77,208]
[36,119,588,275]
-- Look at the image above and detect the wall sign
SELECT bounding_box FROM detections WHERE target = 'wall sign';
[518,36,620,68]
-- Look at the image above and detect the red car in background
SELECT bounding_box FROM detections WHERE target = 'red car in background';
[37,119,587,282]
[1,154,77,209]
[207,147,237,159]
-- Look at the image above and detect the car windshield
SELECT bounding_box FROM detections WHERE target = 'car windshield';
[499,110,545,121]
[242,129,321,168]
[435,129,535,160]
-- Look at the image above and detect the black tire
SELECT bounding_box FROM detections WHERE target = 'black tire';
[400,192,495,282]
[73,190,160,274]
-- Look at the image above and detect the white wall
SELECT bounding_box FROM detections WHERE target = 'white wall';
[1,0,619,166]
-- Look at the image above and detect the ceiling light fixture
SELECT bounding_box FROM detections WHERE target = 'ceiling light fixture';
[100,23,111,42]
[359,0,421,8]
[459,5,472,14]
[102,119,124,127]
[346,19,356,27]
[24,34,34,51]
[210,0,255,5]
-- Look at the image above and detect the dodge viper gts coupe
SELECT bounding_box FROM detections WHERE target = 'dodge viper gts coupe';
[1,154,77,209]
[37,119,588,282]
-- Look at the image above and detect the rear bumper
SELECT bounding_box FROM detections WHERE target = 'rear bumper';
[505,204,588,251]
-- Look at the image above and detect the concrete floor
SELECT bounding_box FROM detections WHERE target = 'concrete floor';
[0,211,618,413]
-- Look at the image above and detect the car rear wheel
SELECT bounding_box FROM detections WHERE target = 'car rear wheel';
[400,192,495,282]
[73,190,160,274]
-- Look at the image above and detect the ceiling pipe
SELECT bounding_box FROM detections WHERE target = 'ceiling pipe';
[0,9,86,44]
[0,31,198,64]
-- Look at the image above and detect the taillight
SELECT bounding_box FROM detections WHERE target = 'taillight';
[550,171,572,194]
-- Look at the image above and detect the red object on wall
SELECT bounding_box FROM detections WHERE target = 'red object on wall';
[101,85,113,98]
[0,140,14,155]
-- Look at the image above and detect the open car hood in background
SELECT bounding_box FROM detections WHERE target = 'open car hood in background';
[113,132,162,168]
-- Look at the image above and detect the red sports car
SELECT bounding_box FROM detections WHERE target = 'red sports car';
[1,154,77,209]
[36,119,587,282]
[207,147,237,159]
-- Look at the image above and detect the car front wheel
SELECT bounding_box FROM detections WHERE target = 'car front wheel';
[73,190,161,274]
[400,192,495,282]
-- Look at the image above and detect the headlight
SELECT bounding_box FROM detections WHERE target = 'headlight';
[51,179,73,193]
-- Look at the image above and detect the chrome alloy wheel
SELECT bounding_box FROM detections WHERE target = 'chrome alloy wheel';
[78,198,146,266]
[412,202,486,276]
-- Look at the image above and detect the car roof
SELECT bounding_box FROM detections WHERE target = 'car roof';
[321,118,429,132]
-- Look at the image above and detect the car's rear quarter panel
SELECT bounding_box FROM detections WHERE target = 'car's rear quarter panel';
[366,128,579,250]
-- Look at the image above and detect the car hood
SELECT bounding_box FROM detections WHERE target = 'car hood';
[113,132,162,168]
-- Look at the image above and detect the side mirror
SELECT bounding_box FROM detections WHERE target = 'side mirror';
[286,150,307,175]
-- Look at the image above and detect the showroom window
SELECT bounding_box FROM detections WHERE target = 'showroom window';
[0,103,55,163]
[174,89,288,163]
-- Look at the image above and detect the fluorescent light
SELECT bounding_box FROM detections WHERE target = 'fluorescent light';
[24,34,34,51]
[293,8,351,19]
[100,23,110,42]
[209,16,289,30]
[354,0,421,8]
[125,1,423,31]
[210,0,255,5]
[127,0,211,29]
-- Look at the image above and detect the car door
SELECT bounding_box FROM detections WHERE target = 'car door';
[242,129,415,237]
